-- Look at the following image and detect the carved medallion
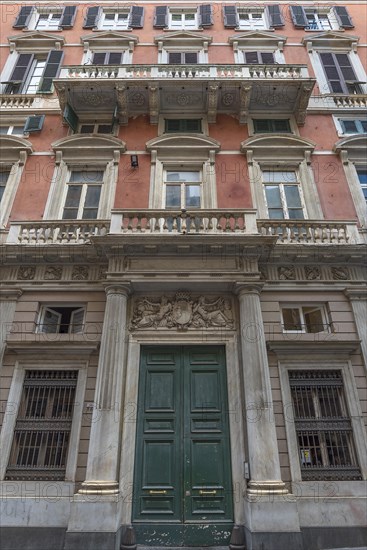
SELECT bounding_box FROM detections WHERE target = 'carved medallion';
[72,265,89,280]
[18,266,35,280]
[44,266,62,280]
[278,265,295,280]
[305,266,321,280]
[331,266,349,280]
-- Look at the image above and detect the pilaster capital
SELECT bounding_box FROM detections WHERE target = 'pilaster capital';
[233,282,264,298]
[0,289,23,301]
[344,287,367,301]
[104,283,132,299]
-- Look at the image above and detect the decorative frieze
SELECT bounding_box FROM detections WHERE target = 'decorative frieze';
[131,292,234,330]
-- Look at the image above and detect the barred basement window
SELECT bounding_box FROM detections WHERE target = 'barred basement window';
[6,370,78,481]
[289,370,362,481]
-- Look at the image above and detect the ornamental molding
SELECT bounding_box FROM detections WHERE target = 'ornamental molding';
[302,31,359,53]
[333,135,367,163]
[146,134,220,157]
[0,135,33,164]
[8,31,65,53]
[131,293,234,330]
[51,134,126,163]
[154,30,212,51]
[81,31,138,52]
[229,30,286,51]
[241,134,315,161]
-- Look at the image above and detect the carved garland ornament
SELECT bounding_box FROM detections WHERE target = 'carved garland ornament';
[131,292,234,330]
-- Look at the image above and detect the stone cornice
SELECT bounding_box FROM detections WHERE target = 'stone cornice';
[268,340,360,358]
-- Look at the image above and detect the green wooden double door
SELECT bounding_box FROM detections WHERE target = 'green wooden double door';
[133,346,234,546]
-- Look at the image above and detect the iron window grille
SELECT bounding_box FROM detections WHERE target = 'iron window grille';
[6,370,78,481]
[289,370,362,481]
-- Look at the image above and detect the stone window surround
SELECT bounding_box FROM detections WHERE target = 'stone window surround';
[155,31,211,64]
[279,303,330,334]
[241,135,322,220]
[333,116,367,138]
[44,135,126,220]
[167,7,199,30]
[80,32,138,65]
[277,354,367,485]
[0,359,88,484]
[236,7,269,31]
[229,31,286,64]
[302,32,367,96]
[334,135,367,228]
[0,135,33,227]
[302,6,340,32]
[146,134,220,209]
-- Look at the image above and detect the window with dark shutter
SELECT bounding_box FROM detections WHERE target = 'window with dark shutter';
[4,54,34,94]
[83,6,101,29]
[289,5,309,28]
[320,52,360,94]
[24,115,45,133]
[165,119,202,133]
[154,6,168,28]
[59,6,77,28]
[38,51,64,93]
[199,5,213,27]
[266,4,284,28]
[254,119,291,133]
[13,6,34,29]
[223,6,238,28]
[333,6,354,29]
[129,6,144,28]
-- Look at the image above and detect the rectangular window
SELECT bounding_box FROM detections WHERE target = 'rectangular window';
[281,306,329,333]
[79,123,113,134]
[36,11,62,30]
[263,171,305,219]
[357,169,367,202]
[320,53,362,95]
[62,170,104,220]
[5,370,78,481]
[238,10,267,30]
[92,52,124,65]
[169,11,198,30]
[165,170,201,209]
[253,119,291,133]
[165,119,202,133]
[289,370,362,481]
[0,170,11,203]
[167,52,198,64]
[100,12,129,30]
[0,126,25,135]
[305,11,332,30]
[37,306,85,334]
[5,51,63,95]
[243,51,275,64]
[339,119,367,134]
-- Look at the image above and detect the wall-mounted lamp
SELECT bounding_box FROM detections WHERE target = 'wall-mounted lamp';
[131,154,139,168]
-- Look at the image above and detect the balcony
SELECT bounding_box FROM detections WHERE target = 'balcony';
[0,94,60,112]
[5,214,361,245]
[55,63,315,124]
[308,94,367,111]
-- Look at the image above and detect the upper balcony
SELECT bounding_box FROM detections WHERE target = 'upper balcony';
[54,63,315,125]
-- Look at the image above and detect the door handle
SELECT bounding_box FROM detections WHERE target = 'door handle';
[149,490,167,494]
[199,490,217,495]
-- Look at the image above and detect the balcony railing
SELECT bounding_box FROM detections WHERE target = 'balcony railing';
[7,221,110,245]
[331,94,367,108]
[60,63,310,81]
[6,215,361,245]
[0,94,35,108]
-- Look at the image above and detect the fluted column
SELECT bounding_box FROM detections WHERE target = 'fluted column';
[0,290,22,368]
[235,284,287,495]
[79,284,131,495]
[344,288,367,372]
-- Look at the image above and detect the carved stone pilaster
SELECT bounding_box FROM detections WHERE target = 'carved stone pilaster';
[116,85,128,125]
[148,85,159,124]
[239,84,251,124]
[207,84,218,123]
[234,283,287,495]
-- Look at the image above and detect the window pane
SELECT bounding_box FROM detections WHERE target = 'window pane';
[166,185,181,208]
[79,125,94,134]
[98,124,113,134]
[166,171,200,182]
[357,170,367,184]
[361,121,367,132]
[263,171,297,183]
[84,185,101,208]
[283,308,302,330]
[342,120,358,133]
[64,185,82,207]
[69,171,104,183]
[288,209,304,220]
[284,185,302,207]
[185,185,201,207]
[304,308,324,333]
[265,185,282,207]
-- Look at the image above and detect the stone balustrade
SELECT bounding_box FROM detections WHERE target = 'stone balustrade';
[7,221,110,244]
[60,64,309,81]
[0,95,35,108]
[331,94,367,108]
[257,220,359,244]
[110,209,258,235]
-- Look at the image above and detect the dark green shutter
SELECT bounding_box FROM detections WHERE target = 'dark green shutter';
[60,6,77,29]
[154,6,168,28]
[129,6,144,28]
[38,51,64,93]
[63,104,79,132]
[24,115,45,133]
[199,5,213,27]
[289,5,309,28]
[13,6,34,29]
[333,6,354,29]
[266,5,284,28]
[83,6,101,29]
[223,6,238,28]
[5,54,34,93]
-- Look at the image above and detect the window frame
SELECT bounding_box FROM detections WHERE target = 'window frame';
[0,360,88,483]
[168,8,199,30]
[280,304,330,334]
[251,118,293,135]
[163,168,202,209]
[99,10,130,31]
[278,358,367,484]
[35,10,63,30]
[334,117,367,137]
[61,168,105,221]
[237,8,268,30]
[262,169,308,220]
[303,8,338,31]
[36,305,86,334]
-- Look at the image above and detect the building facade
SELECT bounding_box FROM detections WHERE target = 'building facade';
[0,1,366,549]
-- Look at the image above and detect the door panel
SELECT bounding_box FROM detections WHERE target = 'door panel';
[133,345,233,545]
